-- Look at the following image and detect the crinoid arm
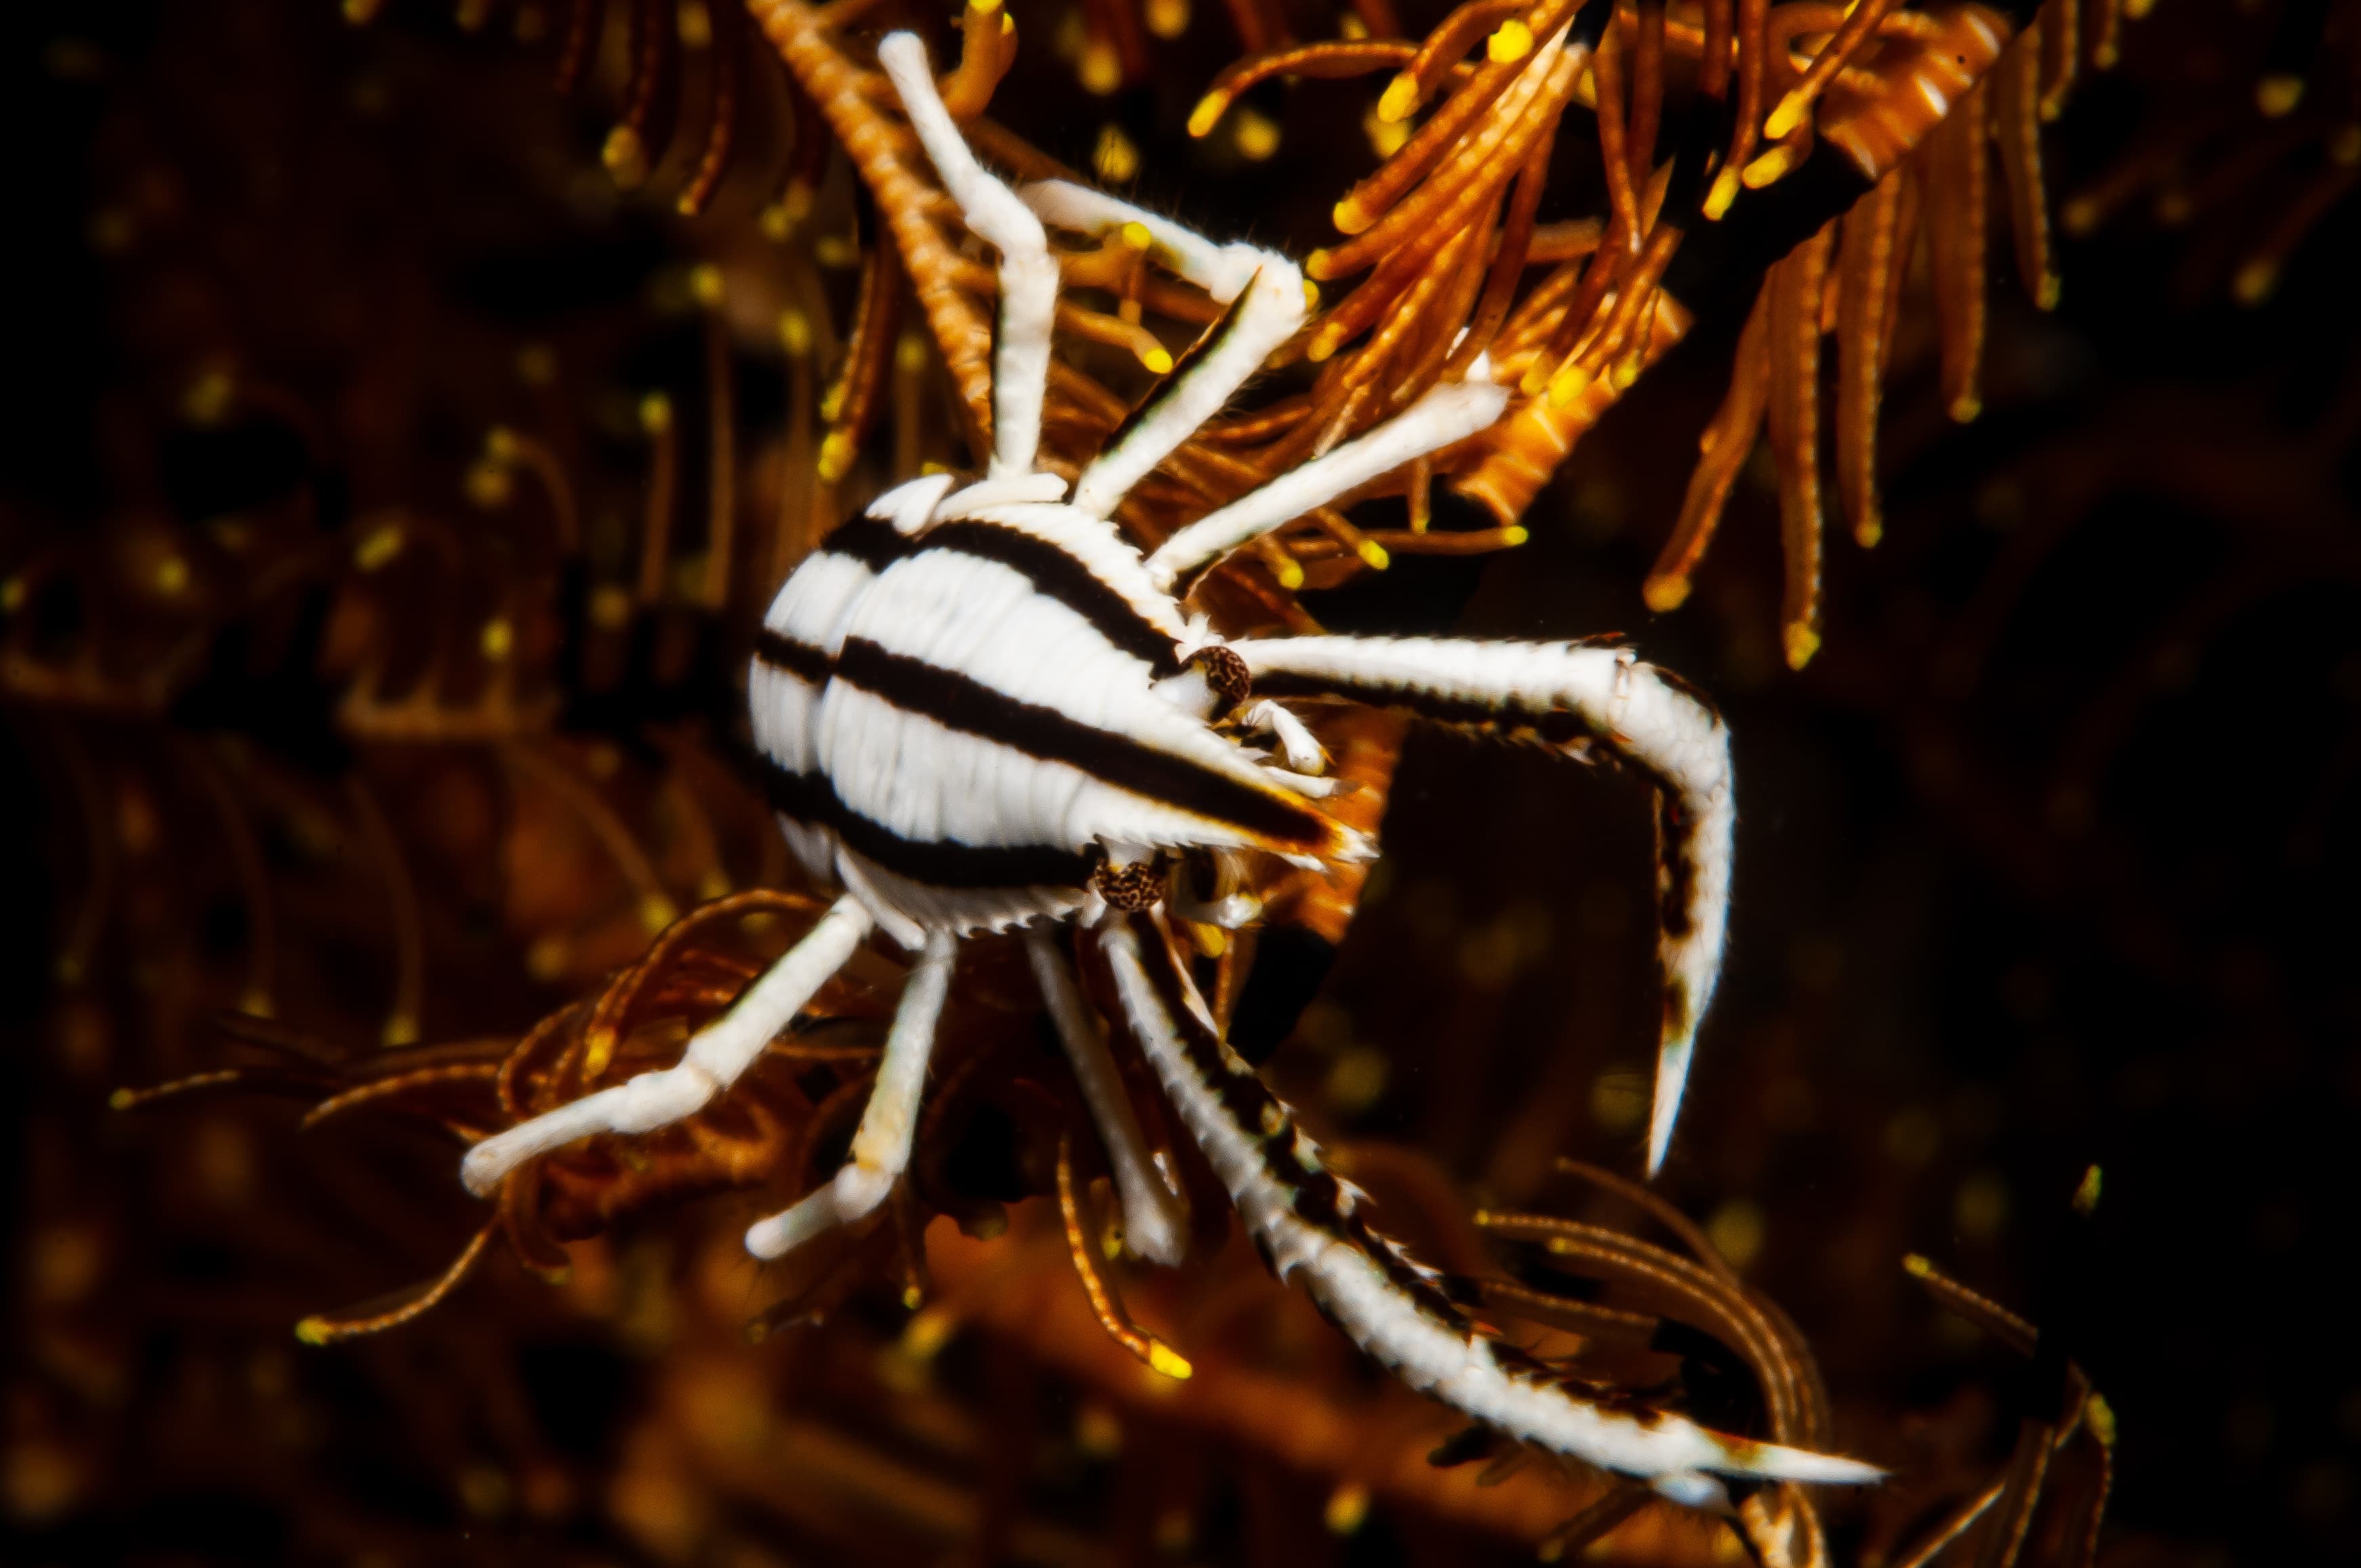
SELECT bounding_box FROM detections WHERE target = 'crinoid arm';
[1143,377,1511,592]
[1227,635,1733,1175]
[874,31,1056,478]
[459,893,874,1195]
[1094,913,1876,1496]
[745,928,957,1258]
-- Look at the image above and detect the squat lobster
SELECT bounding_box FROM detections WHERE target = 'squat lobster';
[461,26,1879,1505]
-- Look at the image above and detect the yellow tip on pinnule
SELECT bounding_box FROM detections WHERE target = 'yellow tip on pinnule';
[1141,346,1175,374]
[1378,74,1418,124]
[1783,623,1821,669]
[1611,354,1641,390]
[602,126,646,186]
[1356,539,1390,569]
[2233,260,2276,306]
[2095,42,2119,68]
[355,523,405,571]
[1487,18,1534,63]
[1642,575,1690,613]
[2257,75,2303,118]
[969,0,1000,13]
[2124,0,2154,15]
[1233,108,1280,161]
[2036,274,2061,311]
[1765,93,1805,143]
[638,392,673,434]
[1703,167,1740,220]
[817,430,855,482]
[1502,525,1529,546]
[1080,41,1122,95]
[295,1317,334,1346]
[107,1088,137,1112]
[1276,559,1306,590]
[1307,329,1340,363]
[1332,198,1368,234]
[1187,93,1227,138]
[1742,146,1797,188]
[1854,519,1883,549]
[1302,279,1321,310]
[1546,367,1588,409]
[689,263,724,308]
[1949,393,1983,424]
[1121,220,1153,250]
[2060,197,2099,236]
[1305,247,1336,281]
[1147,1342,1194,1380]
[1902,1252,1933,1278]
[901,1283,924,1309]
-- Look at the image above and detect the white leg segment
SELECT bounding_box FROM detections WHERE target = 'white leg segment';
[744,926,959,1259]
[1019,182,1309,520]
[1097,918,1879,1490]
[1144,378,1510,591]
[461,894,874,1196]
[1024,929,1189,1266]
[1229,636,1734,1176]
[876,33,1057,479]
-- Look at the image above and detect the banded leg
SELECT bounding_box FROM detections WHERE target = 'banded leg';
[1025,929,1189,1266]
[1143,378,1511,592]
[1097,913,1878,1494]
[744,927,958,1258]
[1229,635,1733,1176]
[876,33,1056,478]
[461,894,874,1195]
[1022,180,1308,520]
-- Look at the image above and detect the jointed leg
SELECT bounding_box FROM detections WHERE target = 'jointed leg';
[876,33,1056,478]
[744,926,958,1258]
[1025,928,1189,1266]
[1022,181,1308,520]
[461,894,874,1195]
[1144,379,1510,592]
[1229,635,1734,1175]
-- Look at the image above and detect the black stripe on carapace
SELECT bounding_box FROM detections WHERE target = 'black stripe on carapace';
[815,514,908,571]
[1096,274,1255,461]
[920,520,1183,676]
[834,638,1332,848]
[1136,915,1470,1330]
[1251,667,1602,747]
[751,626,831,684]
[755,753,1094,890]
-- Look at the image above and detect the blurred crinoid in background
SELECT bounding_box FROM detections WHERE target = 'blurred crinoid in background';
[4,0,2358,1563]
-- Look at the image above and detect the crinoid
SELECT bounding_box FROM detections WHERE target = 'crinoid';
[442,25,1878,1506]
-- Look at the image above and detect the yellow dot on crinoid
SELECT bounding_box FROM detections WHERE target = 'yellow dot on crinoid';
[153,556,190,596]
[777,308,812,357]
[1145,0,1189,39]
[817,430,856,482]
[1187,92,1227,138]
[1146,1341,1193,1380]
[1643,574,1691,613]
[1703,166,1740,220]
[1377,73,1418,124]
[1274,558,1306,590]
[1324,1482,1371,1535]
[479,618,514,661]
[1783,622,1822,670]
[1120,220,1153,251]
[464,458,513,509]
[968,0,1000,12]
[638,392,672,434]
[295,1316,336,1346]
[1233,108,1280,161]
[676,1,712,49]
[1080,39,1122,95]
[602,125,646,187]
[2256,74,2304,117]
[1763,90,1807,144]
[1487,18,1533,62]
[1355,539,1390,570]
[1093,123,1140,184]
[1502,524,1529,546]
[1546,366,1589,409]
[895,333,930,375]
[1141,346,1175,375]
[354,522,405,571]
[689,263,724,308]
